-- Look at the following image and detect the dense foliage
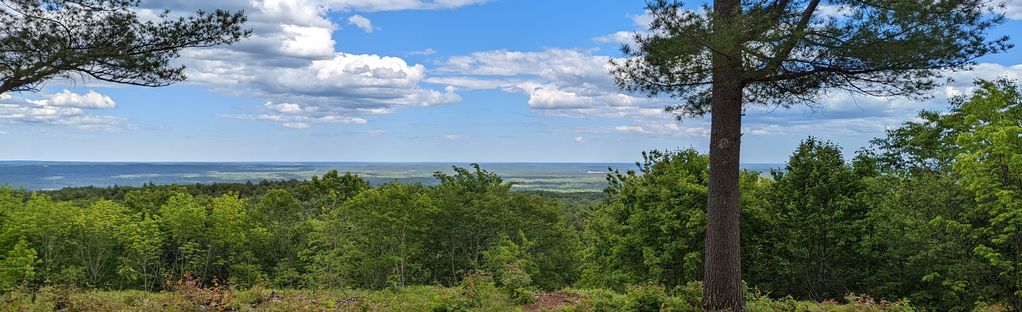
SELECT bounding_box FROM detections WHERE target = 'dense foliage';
[0,166,579,294]
[1,80,1021,311]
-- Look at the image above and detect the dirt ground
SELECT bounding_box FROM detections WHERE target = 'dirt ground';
[524,291,584,312]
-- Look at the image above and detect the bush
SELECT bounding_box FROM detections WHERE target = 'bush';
[430,272,513,312]
[430,291,472,312]
[569,289,627,312]
[511,287,536,305]
[170,274,234,311]
[497,263,533,291]
[662,282,703,311]
[624,283,667,312]
[0,239,38,292]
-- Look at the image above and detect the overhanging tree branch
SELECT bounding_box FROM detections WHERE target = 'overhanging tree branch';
[0,0,250,95]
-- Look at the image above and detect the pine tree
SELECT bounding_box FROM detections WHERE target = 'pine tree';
[613,1,1009,309]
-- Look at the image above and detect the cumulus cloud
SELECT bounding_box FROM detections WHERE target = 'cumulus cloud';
[135,0,472,129]
[278,24,336,58]
[347,14,374,32]
[525,86,593,109]
[430,48,663,119]
[30,90,117,109]
[258,53,441,103]
[0,91,127,131]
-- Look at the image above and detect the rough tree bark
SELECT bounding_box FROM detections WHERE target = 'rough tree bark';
[702,0,746,310]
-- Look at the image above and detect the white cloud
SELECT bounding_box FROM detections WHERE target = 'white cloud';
[525,86,593,109]
[279,24,336,57]
[223,104,368,129]
[259,53,435,98]
[996,0,1022,20]
[944,63,1022,91]
[816,4,853,18]
[347,15,374,33]
[136,0,472,129]
[431,48,663,119]
[232,53,466,118]
[30,90,117,109]
[0,92,127,131]
[221,101,369,128]
[593,31,634,45]
[630,12,653,28]
[575,136,584,142]
[264,102,308,114]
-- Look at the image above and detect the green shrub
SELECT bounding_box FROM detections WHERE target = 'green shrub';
[571,289,627,311]
[662,282,704,312]
[624,283,667,312]
[498,264,533,291]
[430,272,513,312]
[0,239,38,292]
[511,287,536,305]
[430,291,472,312]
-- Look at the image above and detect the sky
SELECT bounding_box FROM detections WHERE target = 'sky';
[1,0,1021,163]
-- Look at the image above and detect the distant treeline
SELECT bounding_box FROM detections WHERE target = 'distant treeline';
[36,177,607,207]
[1,80,1021,311]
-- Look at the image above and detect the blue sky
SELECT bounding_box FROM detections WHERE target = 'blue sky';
[1,0,1021,163]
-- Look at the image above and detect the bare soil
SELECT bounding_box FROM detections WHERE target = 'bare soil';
[524,291,583,312]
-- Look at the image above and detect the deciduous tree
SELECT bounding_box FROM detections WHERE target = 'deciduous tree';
[953,79,1022,310]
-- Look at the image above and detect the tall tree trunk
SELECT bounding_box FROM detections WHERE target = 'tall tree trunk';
[703,0,746,310]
